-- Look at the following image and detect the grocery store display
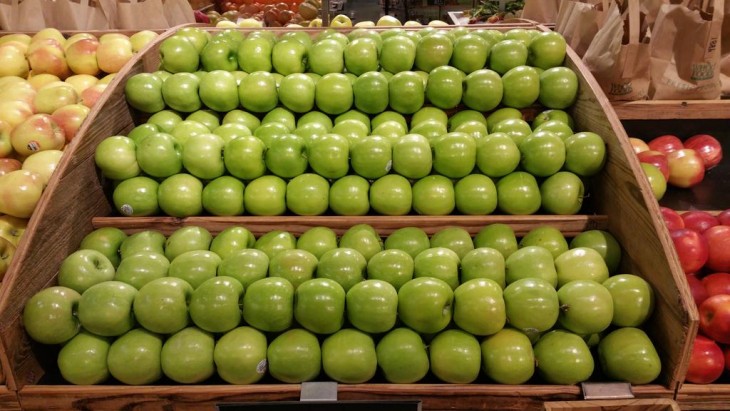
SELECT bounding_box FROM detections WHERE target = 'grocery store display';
[105,26,603,219]
[24,222,664,386]
[208,0,322,27]
[0,28,159,280]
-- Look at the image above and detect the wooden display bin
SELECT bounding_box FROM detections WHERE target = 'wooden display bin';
[543,398,680,411]
[0,25,696,410]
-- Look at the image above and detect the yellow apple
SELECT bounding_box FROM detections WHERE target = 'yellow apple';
[31,28,66,48]
[99,33,129,44]
[236,18,263,28]
[28,73,62,91]
[0,236,16,281]
[0,214,28,246]
[376,15,402,26]
[403,20,422,26]
[309,18,323,27]
[330,14,352,27]
[0,34,31,47]
[64,33,98,51]
[0,44,29,78]
[354,20,375,27]
[96,38,134,74]
[21,149,63,185]
[65,74,99,95]
[65,38,101,76]
[428,19,449,26]
[129,30,159,53]
[98,73,116,85]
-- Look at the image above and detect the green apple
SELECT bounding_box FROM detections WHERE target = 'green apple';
[429,329,481,383]
[481,328,535,384]
[167,250,221,289]
[392,133,432,179]
[533,119,574,141]
[107,328,163,385]
[58,249,115,294]
[571,230,622,274]
[376,327,429,383]
[94,136,140,181]
[198,70,238,113]
[171,120,212,146]
[322,328,377,383]
[462,69,503,112]
[161,327,215,383]
[503,278,559,338]
[267,328,321,383]
[454,174,498,215]
[519,226,569,259]
[127,123,160,144]
[564,131,607,177]
[431,131,477,178]
[316,247,367,292]
[474,132,520,178]
[451,33,490,74]
[268,248,318,289]
[414,32,453,72]
[175,27,211,54]
[488,39,527,75]
[557,279,613,335]
[353,71,389,115]
[148,110,183,133]
[161,72,201,113]
[136,132,182,178]
[380,35,416,74]
[485,107,522,133]
[23,286,81,345]
[338,224,382,262]
[124,73,164,113]
[113,251,170,290]
[412,175,455,216]
[491,118,533,146]
[346,279,398,334]
[369,174,413,216]
[133,276,193,334]
[79,227,127,268]
[182,133,226,180]
[372,120,407,142]
[539,66,578,109]
[398,276,453,334]
[425,65,464,110]
[384,226,430,258]
[238,36,273,73]
[286,173,330,216]
[202,176,245,216]
[331,118,369,144]
[555,247,610,287]
[157,173,203,218]
[200,38,239,72]
[244,175,287,216]
[189,276,244,333]
[294,121,329,141]
[210,226,254,260]
[344,38,379,76]
[505,245,558,286]
[388,71,424,115]
[449,109,487,131]
[57,330,111,385]
[265,133,308,178]
[242,277,294,332]
[224,136,266,181]
[223,109,261,130]
[541,171,585,215]
[238,71,278,113]
[217,249,269,288]
[315,73,353,115]
[297,226,338,260]
[497,171,541,215]
[533,108,575,129]
[453,278,505,336]
[501,65,540,108]
[307,133,349,179]
[329,175,371,216]
[77,281,137,337]
[534,329,594,384]
[366,249,414,290]
[598,327,661,384]
[603,274,654,327]
[430,226,473,260]
[474,223,518,259]
[278,73,316,113]
[119,230,165,259]
[186,110,220,131]
[262,107,296,133]
[350,135,392,179]
[214,326,267,384]
[159,35,199,73]
[461,247,505,287]
[253,230,296,259]
[272,39,307,75]
[372,110,407,130]
[295,277,346,334]
[308,38,344,75]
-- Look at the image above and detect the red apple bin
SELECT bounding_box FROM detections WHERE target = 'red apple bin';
[0,24,696,410]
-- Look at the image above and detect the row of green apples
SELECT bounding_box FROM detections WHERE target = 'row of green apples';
[96,104,603,217]
[24,223,660,386]
[126,28,576,117]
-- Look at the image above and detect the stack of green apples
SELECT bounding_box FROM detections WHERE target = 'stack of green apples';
[105,25,606,218]
[23,222,662,386]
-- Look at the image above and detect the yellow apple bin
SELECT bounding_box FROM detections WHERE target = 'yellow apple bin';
[0,23,693,410]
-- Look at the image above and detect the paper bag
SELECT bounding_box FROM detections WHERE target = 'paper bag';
[162,0,195,27]
[42,0,111,30]
[649,0,724,100]
[719,0,730,95]
[583,0,651,100]
[113,0,170,29]
[555,0,611,57]
[522,0,561,23]
[0,0,45,30]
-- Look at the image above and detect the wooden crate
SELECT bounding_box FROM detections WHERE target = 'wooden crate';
[0,25,695,410]
[612,99,730,120]
[544,398,680,411]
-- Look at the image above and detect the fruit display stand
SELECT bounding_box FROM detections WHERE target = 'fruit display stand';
[0,25,695,410]
[543,398,680,411]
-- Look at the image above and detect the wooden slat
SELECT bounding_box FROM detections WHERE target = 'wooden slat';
[0,386,20,411]
[91,215,609,237]
[611,100,730,120]
[544,398,680,411]
[676,384,730,410]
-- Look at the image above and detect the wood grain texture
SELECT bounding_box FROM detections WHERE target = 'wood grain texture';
[676,384,730,410]
[0,387,20,411]
[543,398,679,411]
[0,24,696,410]
[612,100,730,120]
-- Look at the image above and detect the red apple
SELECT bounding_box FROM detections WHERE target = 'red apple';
[702,273,730,297]
[648,134,684,155]
[629,137,650,154]
[667,149,705,188]
[699,294,730,344]
[718,210,730,226]
[670,228,709,274]
[687,273,709,307]
[684,134,723,170]
[80,83,107,108]
[704,225,730,272]
[51,104,90,142]
[685,334,725,384]
[725,346,730,374]
[681,210,720,233]
[637,150,670,181]
[661,207,685,231]
[0,158,22,176]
